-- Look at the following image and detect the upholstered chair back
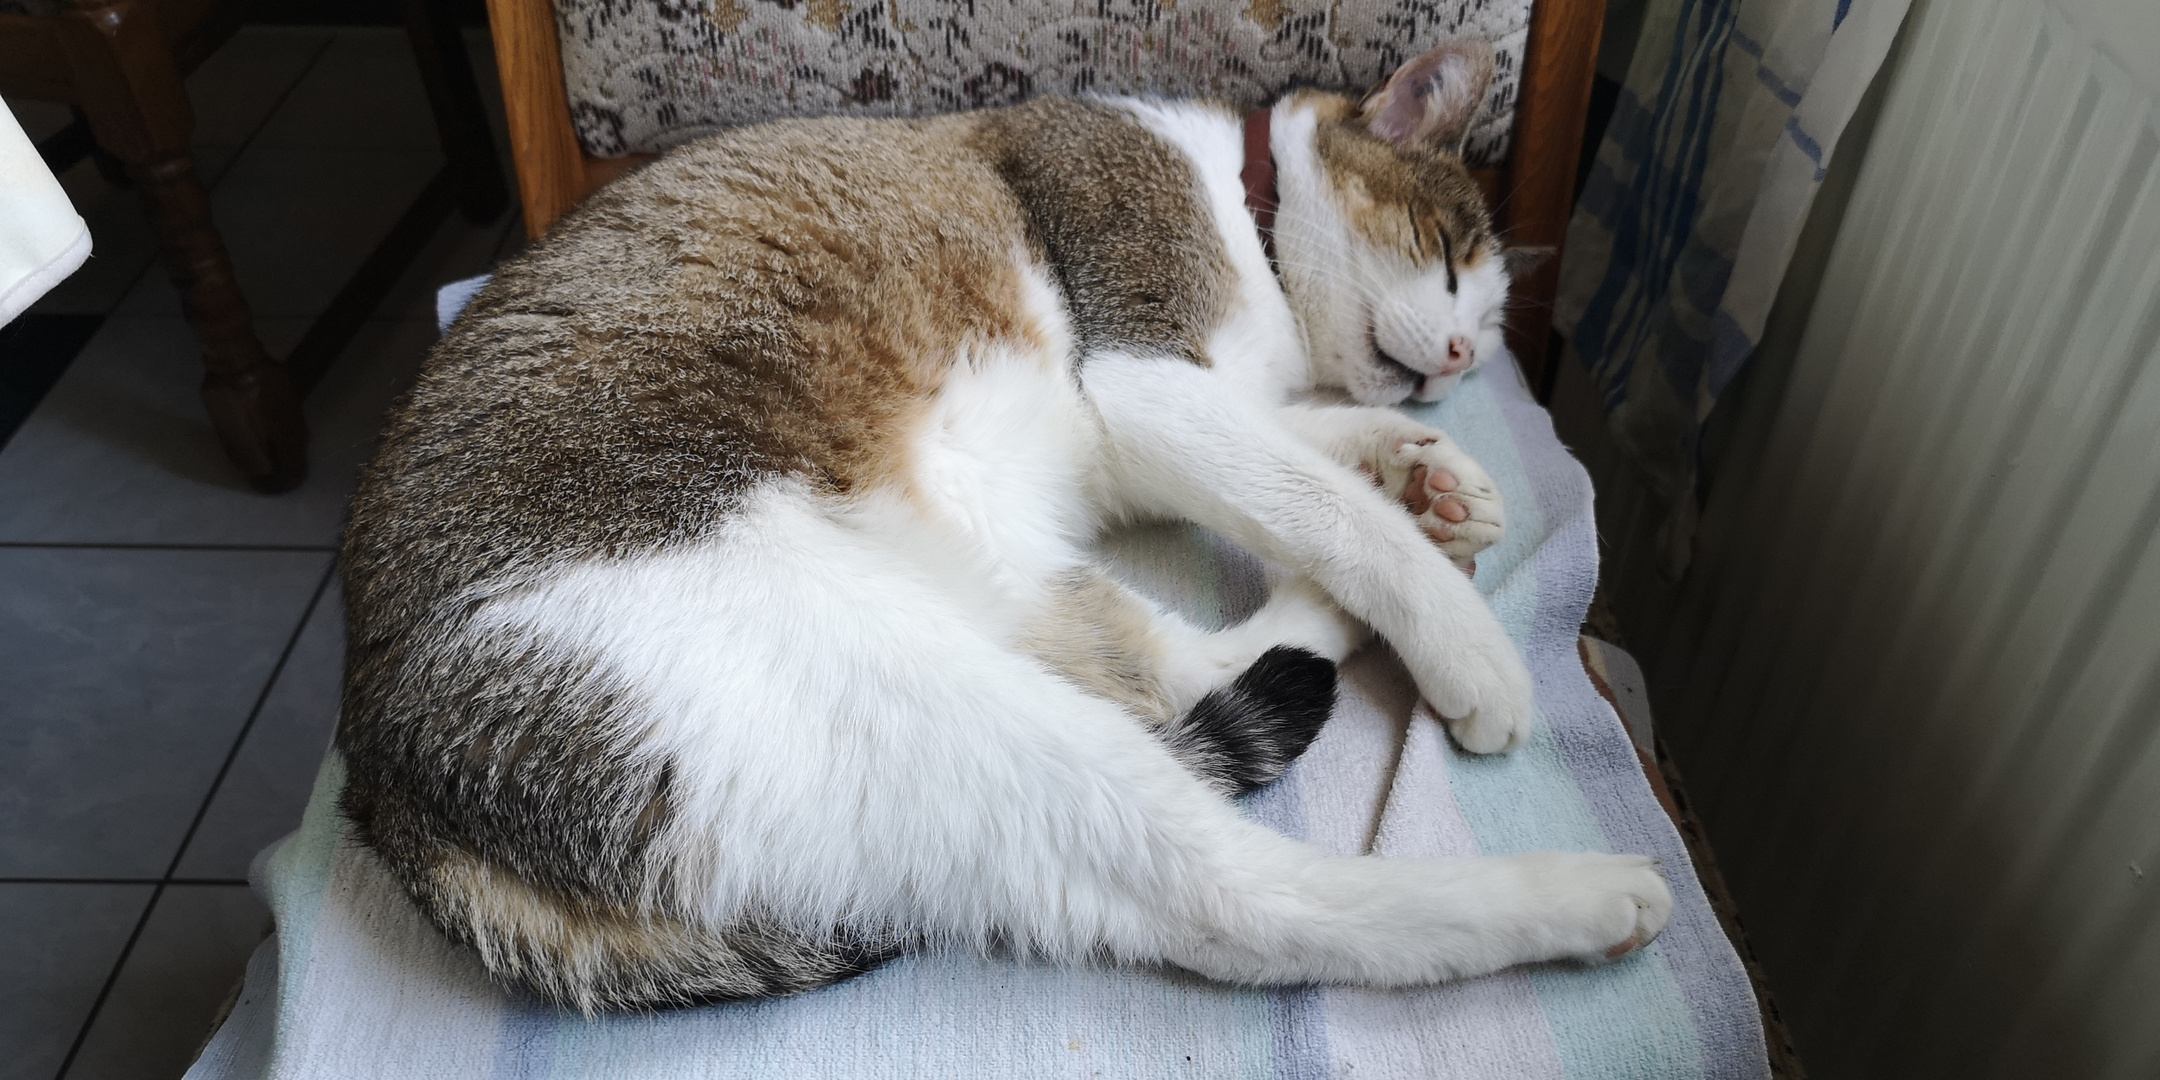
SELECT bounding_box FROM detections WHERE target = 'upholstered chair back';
[550,0,1535,168]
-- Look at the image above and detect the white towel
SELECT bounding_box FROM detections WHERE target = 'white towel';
[0,104,92,326]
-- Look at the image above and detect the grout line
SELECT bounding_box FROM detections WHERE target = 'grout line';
[164,561,338,882]
[0,542,337,552]
[48,888,158,1080]
[52,560,335,1080]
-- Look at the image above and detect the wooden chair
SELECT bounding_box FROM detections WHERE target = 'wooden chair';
[479,0,1603,397]
[0,0,506,491]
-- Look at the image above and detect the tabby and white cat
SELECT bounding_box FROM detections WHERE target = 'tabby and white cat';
[339,39,1672,1013]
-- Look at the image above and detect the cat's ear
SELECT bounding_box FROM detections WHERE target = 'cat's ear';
[1359,39,1496,150]
[1501,246,1555,278]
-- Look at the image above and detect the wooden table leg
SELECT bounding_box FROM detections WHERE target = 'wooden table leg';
[59,0,308,492]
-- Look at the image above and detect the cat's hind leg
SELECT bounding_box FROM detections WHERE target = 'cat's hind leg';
[803,628,1674,986]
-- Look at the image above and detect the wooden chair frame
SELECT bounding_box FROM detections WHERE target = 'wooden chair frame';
[0,0,506,491]
[481,0,1602,395]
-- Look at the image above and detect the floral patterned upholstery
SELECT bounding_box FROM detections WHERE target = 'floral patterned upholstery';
[552,0,1534,168]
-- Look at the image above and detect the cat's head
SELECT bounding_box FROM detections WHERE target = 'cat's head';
[1271,41,1548,405]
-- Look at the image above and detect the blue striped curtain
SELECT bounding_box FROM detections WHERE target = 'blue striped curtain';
[1554,0,1909,569]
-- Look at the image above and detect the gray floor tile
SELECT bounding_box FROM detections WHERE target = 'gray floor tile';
[0,549,330,878]
[66,885,271,1080]
[28,162,158,318]
[303,316,439,475]
[252,28,441,152]
[0,316,434,546]
[115,147,442,320]
[177,584,343,880]
[1,25,512,1079]
[185,27,337,151]
[0,884,152,1080]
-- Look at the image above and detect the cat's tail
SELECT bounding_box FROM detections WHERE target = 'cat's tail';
[1158,644,1337,795]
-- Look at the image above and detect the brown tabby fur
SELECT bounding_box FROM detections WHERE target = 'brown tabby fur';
[1303,89,1499,270]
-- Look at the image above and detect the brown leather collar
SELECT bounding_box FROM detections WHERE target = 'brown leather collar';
[1241,107,1277,263]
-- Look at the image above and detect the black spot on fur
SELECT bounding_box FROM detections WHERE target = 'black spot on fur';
[1170,647,1338,795]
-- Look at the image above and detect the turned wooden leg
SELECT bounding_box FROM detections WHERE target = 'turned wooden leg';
[59,0,309,492]
[136,150,310,491]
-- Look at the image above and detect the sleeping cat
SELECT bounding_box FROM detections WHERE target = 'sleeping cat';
[339,39,1672,1013]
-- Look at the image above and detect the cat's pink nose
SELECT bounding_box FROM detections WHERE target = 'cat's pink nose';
[1439,335,1475,376]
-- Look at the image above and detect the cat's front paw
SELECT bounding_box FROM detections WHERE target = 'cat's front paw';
[1416,627,1534,754]
[1516,853,1674,965]
[1383,436,1503,570]
[1435,657,1533,754]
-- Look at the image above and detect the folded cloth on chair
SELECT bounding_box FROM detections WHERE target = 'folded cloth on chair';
[184,280,1769,1080]
[0,105,91,327]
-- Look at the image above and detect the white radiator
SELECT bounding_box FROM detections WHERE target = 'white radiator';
[1562,0,2160,1075]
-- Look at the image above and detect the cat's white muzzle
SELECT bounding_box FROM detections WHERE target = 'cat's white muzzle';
[1371,318,1474,404]
[1359,257,1511,403]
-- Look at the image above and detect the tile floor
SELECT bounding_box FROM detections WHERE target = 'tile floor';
[3,25,521,1080]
